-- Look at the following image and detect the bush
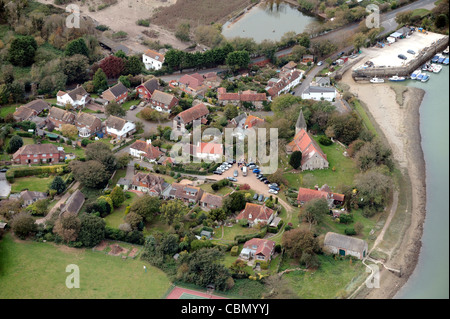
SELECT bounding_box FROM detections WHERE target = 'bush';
[230,245,239,256]
[345,228,356,236]
[234,227,267,244]
[339,213,354,224]
[319,135,332,146]
[137,19,150,27]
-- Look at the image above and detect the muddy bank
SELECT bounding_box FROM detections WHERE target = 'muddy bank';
[340,71,427,299]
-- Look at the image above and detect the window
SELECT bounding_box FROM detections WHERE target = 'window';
[34,159,38,162]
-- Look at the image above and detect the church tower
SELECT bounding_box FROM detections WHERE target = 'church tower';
[295,108,307,135]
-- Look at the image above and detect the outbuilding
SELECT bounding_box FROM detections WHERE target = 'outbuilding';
[323,232,368,260]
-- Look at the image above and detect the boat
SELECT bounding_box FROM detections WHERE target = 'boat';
[443,58,449,65]
[421,73,430,82]
[431,64,442,73]
[370,77,385,83]
[444,47,449,55]
[388,75,406,82]
[417,73,424,81]
[421,63,430,71]
[431,55,440,63]
[410,70,421,80]
[438,55,445,64]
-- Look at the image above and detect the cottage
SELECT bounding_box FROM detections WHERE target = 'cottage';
[143,49,165,71]
[57,86,89,109]
[200,230,212,239]
[13,100,49,121]
[47,107,76,128]
[105,116,136,139]
[323,232,368,260]
[302,55,314,64]
[296,184,344,207]
[301,86,336,101]
[129,139,164,162]
[130,172,168,196]
[200,192,223,211]
[217,87,267,108]
[136,78,159,99]
[239,238,276,262]
[149,90,178,113]
[177,73,207,96]
[102,82,128,104]
[173,103,209,132]
[236,203,275,227]
[19,190,47,206]
[60,189,85,215]
[162,183,204,204]
[265,69,302,99]
[74,112,102,137]
[13,144,65,165]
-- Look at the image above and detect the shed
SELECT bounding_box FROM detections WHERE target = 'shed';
[0,222,7,229]
[323,232,368,260]
[200,230,212,239]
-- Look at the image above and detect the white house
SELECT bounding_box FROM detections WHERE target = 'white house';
[301,86,336,101]
[56,86,89,109]
[143,49,165,71]
[105,116,136,139]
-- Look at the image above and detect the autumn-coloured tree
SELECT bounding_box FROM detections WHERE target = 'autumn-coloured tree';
[99,55,125,79]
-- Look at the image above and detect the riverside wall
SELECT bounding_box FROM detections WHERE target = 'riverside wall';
[352,36,449,80]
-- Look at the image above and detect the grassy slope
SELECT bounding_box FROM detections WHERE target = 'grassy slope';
[103,192,138,228]
[10,176,53,193]
[0,234,171,299]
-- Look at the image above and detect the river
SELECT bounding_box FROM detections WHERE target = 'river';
[395,65,449,298]
[222,0,318,43]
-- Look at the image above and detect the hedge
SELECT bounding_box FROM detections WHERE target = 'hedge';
[230,245,239,256]
[234,227,267,244]
[171,162,220,175]
[104,226,145,245]
[211,241,234,251]
[6,164,68,182]
[16,132,33,138]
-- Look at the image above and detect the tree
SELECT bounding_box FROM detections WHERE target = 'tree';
[8,36,37,67]
[161,199,185,225]
[61,124,78,139]
[11,212,36,239]
[222,192,246,214]
[99,56,125,78]
[105,101,126,117]
[69,160,110,189]
[353,32,367,52]
[125,212,143,230]
[291,45,307,62]
[354,169,392,216]
[354,221,364,235]
[263,275,299,299]
[175,23,191,42]
[53,212,81,243]
[116,153,131,169]
[226,51,250,72]
[62,54,89,84]
[224,104,238,120]
[93,68,108,92]
[289,151,302,169]
[110,186,125,208]
[300,197,329,228]
[50,176,66,195]
[118,75,131,88]
[327,112,363,145]
[7,135,23,153]
[65,37,89,57]
[282,227,320,260]
[28,198,50,216]
[271,94,300,114]
[395,10,412,25]
[124,55,144,75]
[208,208,227,222]
[85,142,118,172]
[355,140,394,171]
[78,214,105,247]
[129,195,161,221]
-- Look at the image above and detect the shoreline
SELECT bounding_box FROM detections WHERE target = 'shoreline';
[340,71,427,298]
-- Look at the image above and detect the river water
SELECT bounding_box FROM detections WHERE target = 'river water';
[395,65,449,298]
[222,1,318,43]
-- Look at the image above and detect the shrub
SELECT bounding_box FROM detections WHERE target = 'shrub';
[319,135,332,146]
[230,245,239,256]
[137,19,150,27]
[345,228,356,236]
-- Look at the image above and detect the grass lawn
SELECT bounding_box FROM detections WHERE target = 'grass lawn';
[104,192,138,228]
[199,183,233,196]
[219,224,260,243]
[0,104,19,117]
[10,176,53,193]
[41,140,86,158]
[109,168,127,188]
[0,234,171,298]
[122,100,140,111]
[411,8,431,18]
[144,216,171,236]
[283,136,359,190]
[282,254,365,299]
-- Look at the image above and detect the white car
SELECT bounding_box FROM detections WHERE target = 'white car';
[317,61,323,66]
[268,189,278,195]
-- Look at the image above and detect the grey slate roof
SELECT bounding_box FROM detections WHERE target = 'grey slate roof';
[108,82,128,98]
[324,232,367,252]
[62,189,85,215]
[304,86,336,94]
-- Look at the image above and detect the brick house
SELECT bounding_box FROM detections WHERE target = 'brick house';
[13,144,65,165]
[130,172,169,196]
[297,185,345,207]
[217,87,267,108]
[102,82,128,104]
[149,90,179,113]
[74,112,102,137]
[173,103,209,132]
[47,107,75,128]
[240,238,276,262]
[177,73,207,96]
[13,100,49,121]
[136,78,159,99]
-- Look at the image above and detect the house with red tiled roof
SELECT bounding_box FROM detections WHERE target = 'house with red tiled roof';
[143,49,165,71]
[129,139,164,162]
[130,172,169,196]
[177,73,207,96]
[149,90,178,113]
[217,87,267,108]
[265,68,302,100]
[13,144,65,165]
[240,238,276,262]
[244,114,264,129]
[236,203,275,227]
[173,103,210,132]
[297,185,345,207]
[286,128,329,171]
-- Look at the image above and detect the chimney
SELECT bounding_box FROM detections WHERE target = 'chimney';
[146,139,151,145]
[314,185,319,190]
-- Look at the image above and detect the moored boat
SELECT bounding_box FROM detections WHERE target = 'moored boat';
[444,58,449,65]
[438,55,445,64]
[431,55,440,63]
[421,73,430,82]
[370,77,385,83]
[411,70,421,80]
[417,73,424,81]
[388,75,406,82]
[431,64,442,73]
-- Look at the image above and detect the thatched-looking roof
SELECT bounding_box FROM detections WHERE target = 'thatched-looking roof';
[324,232,367,252]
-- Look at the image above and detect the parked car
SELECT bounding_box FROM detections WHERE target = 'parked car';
[269,186,280,191]
[398,54,407,60]
[248,164,256,170]
[338,51,345,57]
[317,61,323,66]
[130,104,137,110]
[227,177,237,182]
[253,193,259,200]
[233,170,238,177]
[213,170,222,175]
[268,189,278,195]
[407,49,415,54]
[264,180,271,184]
[260,177,267,182]
[258,194,264,202]
[256,174,262,179]
[253,169,260,174]
[290,91,295,95]
[270,183,279,188]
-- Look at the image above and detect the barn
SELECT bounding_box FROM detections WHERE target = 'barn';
[323,232,368,260]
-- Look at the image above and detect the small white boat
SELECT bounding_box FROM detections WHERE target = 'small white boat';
[388,75,406,82]
[417,73,424,81]
[444,47,449,55]
[421,73,430,82]
[370,77,384,83]
[431,64,442,73]
[410,70,421,80]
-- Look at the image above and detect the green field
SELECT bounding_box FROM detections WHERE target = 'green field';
[411,8,431,18]
[0,104,19,117]
[122,99,140,111]
[10,176,53,193]
[0,234,171,298]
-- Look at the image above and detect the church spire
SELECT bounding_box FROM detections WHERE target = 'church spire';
[295,108,307,135]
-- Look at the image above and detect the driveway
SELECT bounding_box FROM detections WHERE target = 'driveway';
[0,172,11,199]
[125,105,172,134]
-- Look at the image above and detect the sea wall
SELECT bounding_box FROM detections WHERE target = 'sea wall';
[352,36,449,80]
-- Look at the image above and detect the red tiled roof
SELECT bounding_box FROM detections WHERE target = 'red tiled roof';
[217,87,267,102]
[297,187,328,203]
[176,103,209,124]
[287,129,327,165]
[244,238,276,258]
[144,49,165,62]
[236,203,274,223]
[198,142,223,155]
[179,73,204,90]
[244,115,264,128]
[130,140,163,160]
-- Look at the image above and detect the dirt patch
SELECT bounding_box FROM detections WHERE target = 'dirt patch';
[340,69,427,299]
[128,247,139,258]
[93,240,109,252]
[108,243,129,256]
